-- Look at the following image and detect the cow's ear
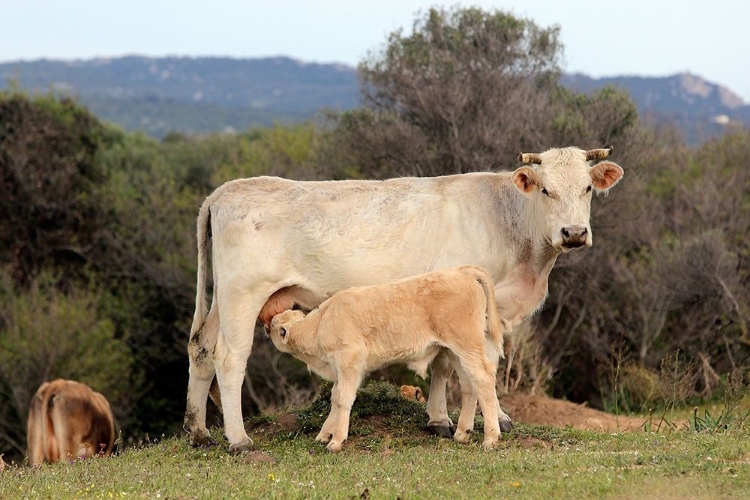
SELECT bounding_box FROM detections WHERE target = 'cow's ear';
[590,161,624,192]
[512,166,540,194]
[280,326,290,343]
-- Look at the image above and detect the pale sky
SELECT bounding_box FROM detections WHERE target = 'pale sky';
[2,0,749,102]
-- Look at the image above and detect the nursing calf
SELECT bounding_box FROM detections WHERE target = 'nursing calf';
[27,379,116,465]
[268,266,511,452]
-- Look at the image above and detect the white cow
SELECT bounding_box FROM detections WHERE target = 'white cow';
[267,266,510,452]
[184,146,623,453]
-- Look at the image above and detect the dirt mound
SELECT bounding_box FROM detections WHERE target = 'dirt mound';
[500,393,647,431]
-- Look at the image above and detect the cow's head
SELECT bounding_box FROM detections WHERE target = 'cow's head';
[268,309,307,351]
[513,146,623,252]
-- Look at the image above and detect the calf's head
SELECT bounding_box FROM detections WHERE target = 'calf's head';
[268,309,307,353]
[514,146,623,252]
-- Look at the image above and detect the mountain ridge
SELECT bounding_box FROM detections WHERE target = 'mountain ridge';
[2,56,747,141]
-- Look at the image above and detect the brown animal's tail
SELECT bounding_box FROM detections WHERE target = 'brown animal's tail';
[39,383,65,462]
[26,383,46,466]
[471,268,508,359]
[190,201,212,340]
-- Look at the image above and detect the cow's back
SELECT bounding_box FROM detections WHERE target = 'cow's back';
[207,174,516,308]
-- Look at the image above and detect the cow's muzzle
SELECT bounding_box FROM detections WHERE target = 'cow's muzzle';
[560,226,589,249]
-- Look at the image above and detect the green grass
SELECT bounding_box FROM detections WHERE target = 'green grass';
[2,382,749,500]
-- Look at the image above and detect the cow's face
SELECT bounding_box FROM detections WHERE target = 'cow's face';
[268,309,307,352]
[512,147,623,252]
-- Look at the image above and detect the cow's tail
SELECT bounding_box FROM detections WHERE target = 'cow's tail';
[190,201,212,339]
[474,269,507,359]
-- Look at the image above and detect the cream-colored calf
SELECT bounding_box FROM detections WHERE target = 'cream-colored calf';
[268,266,511,452]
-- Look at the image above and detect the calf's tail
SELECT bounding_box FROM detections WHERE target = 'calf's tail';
[473,270,508,359]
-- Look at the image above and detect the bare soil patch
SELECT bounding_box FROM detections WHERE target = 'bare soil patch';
[500,393,647,431]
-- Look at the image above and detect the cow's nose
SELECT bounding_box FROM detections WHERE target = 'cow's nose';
[561,226,588,247]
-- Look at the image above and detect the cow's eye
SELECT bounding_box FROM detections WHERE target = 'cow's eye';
[586,185,593,194]
[541,187,550,197]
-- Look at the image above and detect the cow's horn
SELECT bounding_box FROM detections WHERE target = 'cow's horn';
[585,146,614,161]
[518,152,542,164]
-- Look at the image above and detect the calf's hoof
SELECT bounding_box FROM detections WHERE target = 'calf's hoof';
[499,419,514,433]
[315,432,332,444]
[482,438,497,451]
[326,441,343,453]
[453,428,471,444]
[426,423,457,439]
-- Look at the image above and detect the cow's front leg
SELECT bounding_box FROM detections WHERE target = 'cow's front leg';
[185,306,219,447]
[426,350,455,438]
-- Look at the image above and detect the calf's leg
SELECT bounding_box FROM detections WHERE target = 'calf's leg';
[425,350,455,437]
[461,355,503,450]
[326,362,364,453]
[315,380,340,444]
[452,363,478,444]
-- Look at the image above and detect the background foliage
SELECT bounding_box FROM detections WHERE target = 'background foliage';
[0,5,748,463]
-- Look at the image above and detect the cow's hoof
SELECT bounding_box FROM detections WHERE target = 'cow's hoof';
[499,419,514,433]
[229,441,254,455]
[482,439,497,451]
[190,435,218,448]
[426,423,456,439]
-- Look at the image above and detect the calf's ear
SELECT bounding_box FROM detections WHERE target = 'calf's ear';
[512,166,540,194]
[280,326,290,343]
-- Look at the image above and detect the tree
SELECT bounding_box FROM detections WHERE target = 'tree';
[0,92,113,287]
[324,6,564,178]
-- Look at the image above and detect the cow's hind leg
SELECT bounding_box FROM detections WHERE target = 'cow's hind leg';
[425,350,455,438]
[215,296,263,454]
[185,306,219,447]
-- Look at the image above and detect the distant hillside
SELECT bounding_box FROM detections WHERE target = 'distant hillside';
[0,56,359,136]
[561,72,750,143]
[2,56,748,142]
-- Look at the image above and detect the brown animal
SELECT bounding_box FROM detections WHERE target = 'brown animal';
[400,385,426,403]
[268,266,511,452]
[27,379,116,465]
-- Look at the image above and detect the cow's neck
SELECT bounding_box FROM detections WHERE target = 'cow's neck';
[493,189,561,328]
